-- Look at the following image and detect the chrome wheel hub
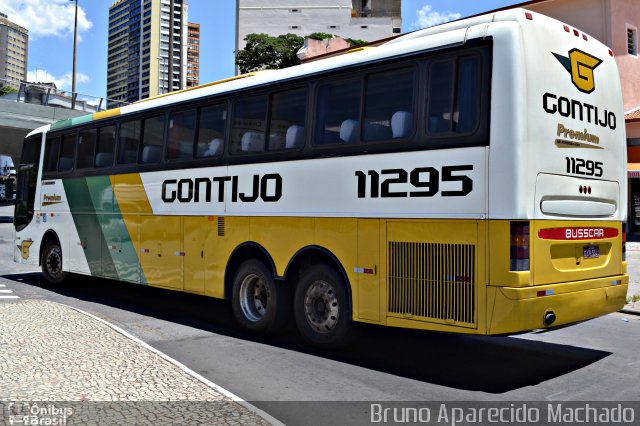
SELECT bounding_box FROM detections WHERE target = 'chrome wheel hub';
[304,280,339,333]
[239,273,269,322]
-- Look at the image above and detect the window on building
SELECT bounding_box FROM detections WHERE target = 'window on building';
[628,26,638,56]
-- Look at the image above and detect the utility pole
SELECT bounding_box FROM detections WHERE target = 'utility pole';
[71,0,78,109]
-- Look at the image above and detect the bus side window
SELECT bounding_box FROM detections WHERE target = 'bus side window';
[454,56,480,133]
[117,120,141,165]
[44,136,61,172]
[268,88,307,151]
[363,68,415,141]
[427,55,481,136]
[95,125,115,168]
[315,78,362,145]
[77,128,97,169]
[167,109,197,161]
[427,59,454,134]
[196,104,227,158]
[230,96,267,154]
[140,115,165,164]
[58,133,76,172]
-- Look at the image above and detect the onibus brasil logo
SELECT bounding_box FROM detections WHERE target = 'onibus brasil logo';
[553,48,602,94]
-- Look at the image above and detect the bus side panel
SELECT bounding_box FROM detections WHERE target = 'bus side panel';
[384,220,486,332]
[357,219,381,322]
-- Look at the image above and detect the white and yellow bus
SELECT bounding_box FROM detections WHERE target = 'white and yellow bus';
[14,9,627,348]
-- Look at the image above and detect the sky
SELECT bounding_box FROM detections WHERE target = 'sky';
[0,0,526,101]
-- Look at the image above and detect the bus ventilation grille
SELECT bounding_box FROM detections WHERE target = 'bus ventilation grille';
[217,217,225,237]
[388,242,476,326]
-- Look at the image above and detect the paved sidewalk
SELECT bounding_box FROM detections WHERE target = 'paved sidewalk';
[0,300,276,425]
[623,242,640,314]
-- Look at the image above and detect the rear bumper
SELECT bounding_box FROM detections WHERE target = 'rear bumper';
[487,275,628,335]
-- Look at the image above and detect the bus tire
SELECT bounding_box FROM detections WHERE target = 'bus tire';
[294,264,352,349]
[41,240,68,285]
[231,259,289,335]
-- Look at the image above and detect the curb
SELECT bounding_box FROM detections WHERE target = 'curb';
[49,301,285,426]
[620,308,640,316]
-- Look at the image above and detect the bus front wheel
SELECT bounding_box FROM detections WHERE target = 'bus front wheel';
[294,264,352,349]
[231,259,289,335]
[41,240,68,285]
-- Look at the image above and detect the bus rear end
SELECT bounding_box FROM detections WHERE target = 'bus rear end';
[487,10,627,334]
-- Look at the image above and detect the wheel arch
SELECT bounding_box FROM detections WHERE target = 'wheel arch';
[284,245,353,310]
[39,229,62,266]
[224,242,277,300]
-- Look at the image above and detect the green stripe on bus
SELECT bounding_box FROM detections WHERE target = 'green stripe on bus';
[50,119,72,131]
[70,114,94,126]
[62,177,116,278]
[85,176,146,284]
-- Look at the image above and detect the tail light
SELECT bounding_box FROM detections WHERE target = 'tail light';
[510,221,530,271]
[622,229,626,261]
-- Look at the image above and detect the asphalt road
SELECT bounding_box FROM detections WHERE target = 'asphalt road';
[1,215,639,425]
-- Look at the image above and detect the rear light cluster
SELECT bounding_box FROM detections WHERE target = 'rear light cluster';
[622,229,627,261]
[510,221,530,271]
[579,185,592,194]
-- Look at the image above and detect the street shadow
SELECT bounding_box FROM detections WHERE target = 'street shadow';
[3,271,611,394]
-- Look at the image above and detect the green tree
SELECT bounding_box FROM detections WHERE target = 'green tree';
[0,85,18,97]
[236,33,304,74]
[345,38,368,47]
[307,32,335,41]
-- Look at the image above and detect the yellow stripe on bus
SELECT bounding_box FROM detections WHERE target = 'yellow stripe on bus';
[93,108,121,122]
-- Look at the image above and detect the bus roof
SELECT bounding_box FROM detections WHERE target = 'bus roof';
[37,8,578,135]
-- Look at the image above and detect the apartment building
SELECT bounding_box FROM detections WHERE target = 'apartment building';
[0,12,28,90]
[186,22,200,88]
[107,0,188,106]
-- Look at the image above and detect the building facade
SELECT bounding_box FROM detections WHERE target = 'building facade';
[107,0,188,106]
[186,22,200,88]
[507,0,640,234]
[236,0,402,55]
[0,12,28,90]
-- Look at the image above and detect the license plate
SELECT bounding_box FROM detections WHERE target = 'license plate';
[583,245,600,259]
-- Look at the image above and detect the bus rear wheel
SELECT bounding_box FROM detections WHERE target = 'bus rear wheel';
[231,259,289,335]
[294,264,352,349]
[41,240,68,285]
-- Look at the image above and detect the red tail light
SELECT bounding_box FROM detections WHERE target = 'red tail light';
[510,221,530,271]
[622,229,627,261]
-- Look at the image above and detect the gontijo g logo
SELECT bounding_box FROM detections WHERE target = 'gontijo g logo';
[553,48,602,94]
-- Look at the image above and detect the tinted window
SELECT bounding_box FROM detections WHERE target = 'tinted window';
[118,120,141,165]
[167,109,196,160]
[315,78,361,145]
[95,125,116,168]
[196,104,226,158]
[77,129,97,169]
[141,115,165,164]
[427,60,454,134]
[58,133,76,172]
[427,55,481,135]
[455,56,480,133]
[231,96,267,154]
[44,136,61,172]
[364,68,415,141]
[268,89,307,151]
